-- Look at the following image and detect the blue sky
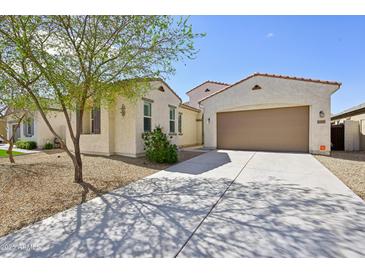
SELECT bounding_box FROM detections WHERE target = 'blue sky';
[167,16,365,114]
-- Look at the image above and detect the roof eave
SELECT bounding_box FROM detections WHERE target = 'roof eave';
[186,81,230,95]
[199,73,342,104]
[331,106,365,120]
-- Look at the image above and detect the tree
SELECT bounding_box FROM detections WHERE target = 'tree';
[0,107,25,164]
[0,76,34,163]
[0,16,203,188]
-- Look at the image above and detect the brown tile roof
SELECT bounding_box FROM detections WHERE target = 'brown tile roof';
[199,73,342,103]
[253,73,342,86]
[186,80,230,95]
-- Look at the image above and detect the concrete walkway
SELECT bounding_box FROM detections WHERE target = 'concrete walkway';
[0,143,40,154]
[1,150,365,257]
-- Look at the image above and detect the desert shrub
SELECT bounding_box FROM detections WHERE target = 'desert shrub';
[43,142,54,150]
[142,126,178,164]
[15,140,37,150]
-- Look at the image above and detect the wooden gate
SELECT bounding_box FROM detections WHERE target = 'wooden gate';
[331,124,344,151]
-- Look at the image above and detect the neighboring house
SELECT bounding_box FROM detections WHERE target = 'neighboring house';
[6,110,66,149]
[331,102,365,151]
[198,73,341,155]
[65,79,202,157]
[185,80,229,109]
[0,118,6,143]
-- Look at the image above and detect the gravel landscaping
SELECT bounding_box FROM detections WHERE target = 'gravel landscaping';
[0,149,203,237]
[316,151,365,200]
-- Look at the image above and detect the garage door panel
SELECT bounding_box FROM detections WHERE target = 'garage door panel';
[217,106,309,152]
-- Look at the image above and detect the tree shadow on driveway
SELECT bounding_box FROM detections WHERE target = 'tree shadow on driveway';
[1,172,365,258]
[0,176,232,258]
[165,151,232,175]
[179,176,365,257]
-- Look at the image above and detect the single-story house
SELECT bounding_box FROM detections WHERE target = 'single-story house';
[199,73,341,155]
[65,79,203,157]
[331,102,365,151]
[4,73,341,156]
[6,110,66,148]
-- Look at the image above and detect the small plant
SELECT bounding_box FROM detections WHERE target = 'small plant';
[142,126,178,164]
[43,141,54,150]
[15,140,37,150]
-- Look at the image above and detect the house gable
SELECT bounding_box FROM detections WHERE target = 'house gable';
[200,73,341,104]
[186,81,229,108]
[200,73,341,155]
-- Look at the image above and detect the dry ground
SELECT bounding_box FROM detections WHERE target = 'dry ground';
[316,151,365,200]
[0,149,203,237]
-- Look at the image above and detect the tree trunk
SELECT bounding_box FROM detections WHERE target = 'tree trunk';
[7,141,15,164]
[73,139,83,184]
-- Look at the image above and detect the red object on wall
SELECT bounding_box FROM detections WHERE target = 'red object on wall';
[320,145,326,151]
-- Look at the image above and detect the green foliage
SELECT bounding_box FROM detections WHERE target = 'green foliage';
[0,149,23,157]
[0,16,204,111]
[142,126,178,164]
[15,140,37,150]
[43,141,54,150]
[0,16,202,180]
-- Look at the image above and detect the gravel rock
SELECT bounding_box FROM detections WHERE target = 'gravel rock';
[316,151,365,200]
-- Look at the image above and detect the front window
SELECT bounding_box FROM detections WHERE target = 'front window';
[178,112,182,134]
[91,108,101,134]
[144,101,152,132]
[169,106,176,133]
[24,117,34,137]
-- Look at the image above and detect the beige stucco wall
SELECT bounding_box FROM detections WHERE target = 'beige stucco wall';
[187,82,228,109]
[201,76,339,155]
[135,81,181,156]
[6,110,66,148]
[66,80,183,157]
[179,106,203,147]
[344,120,360,151]
[35,111,67,148]
[112,97,138,157]
[332,112,365,151]
[66,107,113,156]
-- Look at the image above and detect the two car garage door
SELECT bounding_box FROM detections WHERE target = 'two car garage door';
[217,106,309,153]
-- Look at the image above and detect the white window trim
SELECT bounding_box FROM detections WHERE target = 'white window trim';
[26,121,32,136]
[24,118,34,137]
[178,112,183,134]
[169,106,176,134]
[144,101,152,132]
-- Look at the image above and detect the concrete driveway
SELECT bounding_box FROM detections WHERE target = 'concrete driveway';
[1,150,365,257]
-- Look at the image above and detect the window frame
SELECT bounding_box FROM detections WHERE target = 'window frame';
[26,119,33,136]
[143,101,152,132]
[169,106,176,134]
[23,117,34,137]
[90,107,101,134]
[178,112,183,134]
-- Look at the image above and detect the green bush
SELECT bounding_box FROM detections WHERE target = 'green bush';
[43,142,54,150]
[142,126,178,164]
[15,140,37,150]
